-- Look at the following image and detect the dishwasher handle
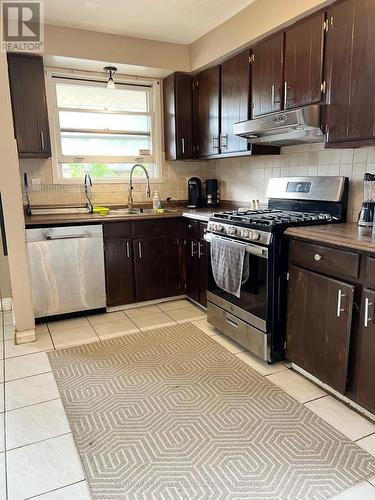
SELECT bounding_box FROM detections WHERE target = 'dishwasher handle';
[45,234,87,240]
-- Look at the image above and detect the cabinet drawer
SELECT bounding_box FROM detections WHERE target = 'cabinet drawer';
[182,219,199,237]
[290,239,359,279]
[103,222,131,238]
[207,302,267,360]
[199,221,208,238]
[132,219,177,237]
[365,255,375,288]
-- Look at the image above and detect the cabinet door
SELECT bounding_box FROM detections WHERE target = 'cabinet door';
[325,0,375,145]
[7,53,51,158]
[104,238,134,307]
[286,266,354,394]
[185,237,200,303]
[251,32,284,117]
[353,288,375,413]
[163,72,194,160]
[220,50,250,154]
[133,236,179,302]
[196,66,220,156]
[284,12,325,109]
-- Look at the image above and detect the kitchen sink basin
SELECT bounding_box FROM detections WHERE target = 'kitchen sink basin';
[107,208,178,217]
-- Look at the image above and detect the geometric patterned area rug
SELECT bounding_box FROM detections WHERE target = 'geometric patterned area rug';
[48,323,375,500]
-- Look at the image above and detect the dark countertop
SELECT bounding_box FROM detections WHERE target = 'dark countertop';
[285,222,375,253]
[24,207,220,227]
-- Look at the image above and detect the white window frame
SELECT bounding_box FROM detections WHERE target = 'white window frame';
[45,68,163,183]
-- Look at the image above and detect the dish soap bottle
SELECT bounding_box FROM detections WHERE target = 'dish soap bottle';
[153,191,161,211]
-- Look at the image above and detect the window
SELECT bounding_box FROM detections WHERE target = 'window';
[47,72,162,181]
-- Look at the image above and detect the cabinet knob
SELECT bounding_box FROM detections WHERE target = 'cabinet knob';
[314,253,322,261]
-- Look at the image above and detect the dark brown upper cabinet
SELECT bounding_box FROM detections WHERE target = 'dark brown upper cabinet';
[220,49,250,154]
[325,0,375,147]
[196,65,221,157]
[163,72,194,160]
[251,32,284,117]
[7,53,51,159]
[284,12,325,110]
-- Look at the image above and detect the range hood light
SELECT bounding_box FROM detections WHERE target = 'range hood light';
[103,66,117,89]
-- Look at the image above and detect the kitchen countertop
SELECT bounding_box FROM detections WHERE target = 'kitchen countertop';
[285,222,375,253]
[23,207,220,227]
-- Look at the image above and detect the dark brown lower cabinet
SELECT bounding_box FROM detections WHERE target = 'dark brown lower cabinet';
[104,238,134,307]
[286,265,354,394]
[133,236,179,302]
[351,288,375,412]
[182,219,208,307]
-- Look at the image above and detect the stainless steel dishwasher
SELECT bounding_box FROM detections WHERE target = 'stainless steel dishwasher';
[26,225,106,318]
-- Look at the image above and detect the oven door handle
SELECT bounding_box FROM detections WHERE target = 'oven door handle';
[203,233,268,258]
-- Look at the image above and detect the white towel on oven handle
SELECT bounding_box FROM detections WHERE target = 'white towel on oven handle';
[210,235,249,298]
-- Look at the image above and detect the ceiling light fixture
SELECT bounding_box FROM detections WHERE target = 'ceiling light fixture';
[103,66,117,89]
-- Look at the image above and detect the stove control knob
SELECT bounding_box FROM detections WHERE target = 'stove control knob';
[213,223,223,232]
[241,229,250,239]
[227,226,237,235]
[249,231,260,241]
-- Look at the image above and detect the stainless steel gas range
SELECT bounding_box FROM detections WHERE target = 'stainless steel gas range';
[204,176,348,363]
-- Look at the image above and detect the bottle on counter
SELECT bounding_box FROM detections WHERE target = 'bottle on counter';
[153,191,161,211]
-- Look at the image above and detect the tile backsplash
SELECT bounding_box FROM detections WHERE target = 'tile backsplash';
[210,143,375,222]
[20,143,375,222]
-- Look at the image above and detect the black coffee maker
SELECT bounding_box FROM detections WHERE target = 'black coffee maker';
[204,179,220,208]
[187,177,202,208]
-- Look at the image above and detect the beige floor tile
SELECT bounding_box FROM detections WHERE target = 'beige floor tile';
[158,299,191,312]
[87,311,126,326]
[211,334,248,354]
[47,317,90,333]
[5,334,53,359]
[166,305,206,323]
[236,351,289,376]
[130,312,175,331]
[5,352,51,381]
[7,434,85,500]
[368,476,375,487]
[93,317,139,340]
[0,311,14,326]
[51,325,99,349]
[5,372,60,411]
[125,305,161,318]
[3,324,15,341]
[6,399,71,450]
[267,369,326,404]
[0,386,4,413]
[36,323,49,335]
[305,396,375,441]
[357,433,375,457]
[0,453,5,499]
[192,319,221,336]
[32,481,92,499]
[0,414,4,452]
[332,481,375,499]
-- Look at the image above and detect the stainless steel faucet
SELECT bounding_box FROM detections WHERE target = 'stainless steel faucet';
[128,164,151,210]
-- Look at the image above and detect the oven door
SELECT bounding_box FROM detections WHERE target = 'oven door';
[204,233,269,333]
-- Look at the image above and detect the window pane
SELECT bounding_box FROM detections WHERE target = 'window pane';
[61,163,155,179]
[59,111,150,133]
[56,83,149,112]
[61,132,151,156]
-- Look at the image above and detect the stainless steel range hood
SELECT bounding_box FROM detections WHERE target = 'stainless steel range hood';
[233,104,324,146]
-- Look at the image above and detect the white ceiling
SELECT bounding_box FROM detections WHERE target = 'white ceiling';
[44,0,255,44]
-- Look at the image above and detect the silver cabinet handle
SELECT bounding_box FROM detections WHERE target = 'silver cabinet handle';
[40,131,45,150]
[365,297,373,327]
[126,241,130,258]
[213,135,219,150]
[138,242,142,259]
[284,81,288,105]
[221,134,228,149]
[337,289,346,317]
[271,84,275,108]
[191,241,198,257]
[314,253,322,261]
[181,137,185,154]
